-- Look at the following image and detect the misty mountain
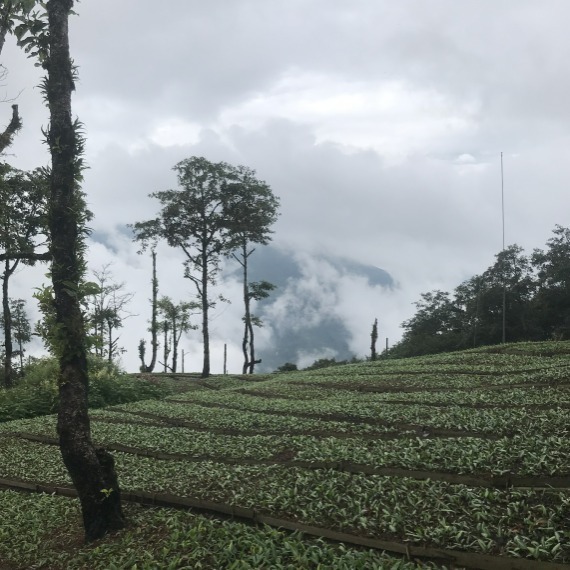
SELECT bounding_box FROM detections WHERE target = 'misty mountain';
[228,245,394,372]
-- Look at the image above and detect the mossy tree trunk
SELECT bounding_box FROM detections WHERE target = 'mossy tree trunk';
[46,0,124,542]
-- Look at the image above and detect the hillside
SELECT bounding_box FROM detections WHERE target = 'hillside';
[1,341,570,568]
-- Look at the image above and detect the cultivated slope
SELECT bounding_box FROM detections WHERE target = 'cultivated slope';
[1,340,570,568]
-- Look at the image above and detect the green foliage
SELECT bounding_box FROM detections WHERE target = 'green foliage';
[222,164,280,249]
[0,497,434,570]
[531,225,570,339]
[0,163,49,256]
[33,279,99,357]
[275,362,298,372]
[0,356,172,422]
[249,279,276,302]
[302,356,360,370]
[391,228,570,358]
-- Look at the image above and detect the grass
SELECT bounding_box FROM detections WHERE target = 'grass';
[2,340,570,568]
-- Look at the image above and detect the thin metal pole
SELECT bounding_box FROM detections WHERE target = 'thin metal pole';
[501,152,506,344]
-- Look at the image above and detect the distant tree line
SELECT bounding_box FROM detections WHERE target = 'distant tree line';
[389,225,570,358]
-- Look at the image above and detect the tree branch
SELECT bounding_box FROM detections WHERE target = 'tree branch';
[0,104,22,154]
[0,250,50,262]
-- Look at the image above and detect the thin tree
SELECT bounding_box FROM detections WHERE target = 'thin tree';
[132,156,238,378]
[88,264,134,364]
[240,280,275,374]
[10,297,31,373]
[223,165,279,374]
[157,296,198,373]
[370,318,378,361]
[158,318,171,373]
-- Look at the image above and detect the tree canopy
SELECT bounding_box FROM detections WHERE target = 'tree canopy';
[390,227,570,358]
[132,156,279,377]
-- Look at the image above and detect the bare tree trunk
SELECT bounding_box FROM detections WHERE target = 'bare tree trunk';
[47,0,123,542]
[107,319,113,363]
[163,323,169,372]
[241,262,250,375]
[247,314,256,374]
[370,318,378,361]
[171,316,178,373]
[239,242,252,374]
[140,250,159,372]
[17,331,23,372]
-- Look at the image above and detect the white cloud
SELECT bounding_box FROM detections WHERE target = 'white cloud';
[3,0,570,372]
[219,71,481,160]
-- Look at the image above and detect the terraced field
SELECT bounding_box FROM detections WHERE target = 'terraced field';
[2,340,570,568]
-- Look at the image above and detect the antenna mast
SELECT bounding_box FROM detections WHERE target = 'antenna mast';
[501,152,506,344]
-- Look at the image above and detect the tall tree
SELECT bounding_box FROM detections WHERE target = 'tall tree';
[15,0,124,540]
[132,156,238,378]
[390,290,462,357]
[391,245,538,358]
[0,164,48,386]
[223,165,279,374]
[474,245,537,344]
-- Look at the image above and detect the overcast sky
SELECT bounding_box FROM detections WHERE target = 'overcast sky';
[2,0,570,372]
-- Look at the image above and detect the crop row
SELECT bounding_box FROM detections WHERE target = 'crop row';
[174,381,570,411]
[163,390,570,436]
[358,386,570,407]
[1,435,568,562]
[300,353,570,376]
[0,490,439,570]
[7,388,569,477]
[239,383,570,407]
[288,368,570,390]
[113,399,402,436]
[7,412,570,478]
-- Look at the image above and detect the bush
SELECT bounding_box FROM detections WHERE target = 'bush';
[0,356,172,423]
[275,362,298,372]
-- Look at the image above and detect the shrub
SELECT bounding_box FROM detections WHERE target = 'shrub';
[0,356,172,423]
